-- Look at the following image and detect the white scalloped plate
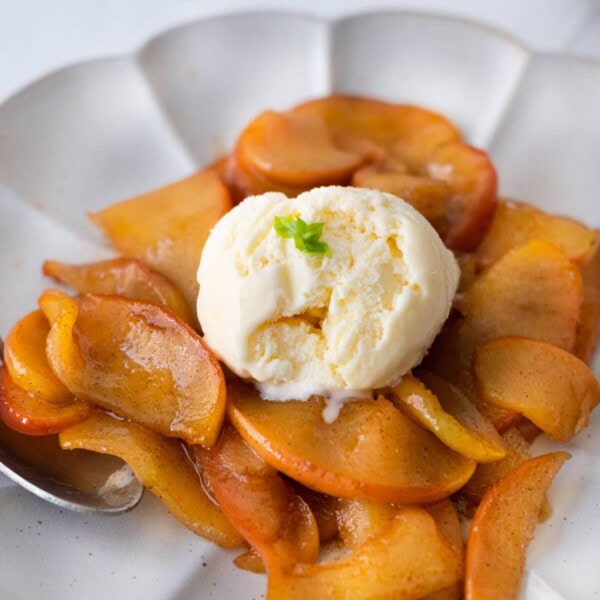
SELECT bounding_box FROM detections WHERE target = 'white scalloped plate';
[0,11,599,600]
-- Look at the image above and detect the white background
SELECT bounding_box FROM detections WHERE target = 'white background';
[1,0,600,103]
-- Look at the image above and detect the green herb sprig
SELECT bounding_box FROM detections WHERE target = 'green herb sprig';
[273,216,331,256]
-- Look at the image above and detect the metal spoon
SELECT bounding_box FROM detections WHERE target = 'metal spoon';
[0,336,143,513]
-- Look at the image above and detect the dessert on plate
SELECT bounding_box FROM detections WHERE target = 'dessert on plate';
[1,95,599,599]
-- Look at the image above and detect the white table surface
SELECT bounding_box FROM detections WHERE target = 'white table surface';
[1,0,600,104]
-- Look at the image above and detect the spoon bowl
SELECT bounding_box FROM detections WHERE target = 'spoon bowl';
[0,337,143,513]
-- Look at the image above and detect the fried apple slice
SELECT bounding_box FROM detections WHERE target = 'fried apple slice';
[268,506,462,600]
[43,258,196,326]
[474,337,600,442]
[292,96,496,250]
[352,163,449,227]
[226,151,308,200]
[59,410,242,548]
[460,428,531,505]
[40,290,226,446]
[475,200,599,268]
[392,374,505,462]
[460,239,583,352]
[198,423,319,571]
[336,497,397,549]
[292,96,461,169]
[421,323,522,433]
[3,310,71,402]
[334,497,463,598]
[336,497,462,554]
[427,142,497,251]
[228,381,475,503]
[293,486,339,544]
[235,111,363,188]
[0,365,88,435]
[465,452,570,600]
[89,169,231,308]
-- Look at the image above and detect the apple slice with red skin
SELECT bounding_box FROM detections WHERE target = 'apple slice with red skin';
[0,365,88,435]
[197,423,319,572]
[3,310,72,402]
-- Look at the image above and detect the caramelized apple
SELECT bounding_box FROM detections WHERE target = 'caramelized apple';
[459,239,583,352]
[0,365,88,435]
[293,486,339,544]
[228,381,475,504]
[352,163,449,227]
[43,258,196,326]
[474,337,600,442]
[268,506,462,600]
[475,200,599,268]
[89,169,232,308]
[3,310,72,402]
[292,96,496,250]
[235,111,363,188]
[59,411,242,547]
[292,96,461,169]
[197,423,319,571]
[336,497,397,549]
[392,374,505,463]
[428,142,497,251]
[465,452,569,600]
[40,290,226,446]
[461,428,530,504]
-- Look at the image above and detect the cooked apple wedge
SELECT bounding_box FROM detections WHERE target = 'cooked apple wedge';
[336,497,397,549]
[475,200,599,268]
[352,163,449,227]
[465,452,570,600]
[460,239,583,352]
[89,169,231,308]
[268,506,462,600]
[43,258,196,326]
[427,142,497,251]
[235,111,363,188]
[197,423,319,571]
[292,96,461,169]
[228,381,475,504]
[40,290,226,446]
[474,337,600,442]
[392,373,505,463]
[3,310,72,403]
[293,485,339,544]
[461,428,531,506]
[292,96,496,250]
[59,411,242,548]
[0,365,88,435]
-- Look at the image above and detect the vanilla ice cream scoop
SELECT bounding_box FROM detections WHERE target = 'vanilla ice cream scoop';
[197,186,459,413]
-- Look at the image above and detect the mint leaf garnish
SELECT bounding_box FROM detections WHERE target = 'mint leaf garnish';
[274,216,331,256]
